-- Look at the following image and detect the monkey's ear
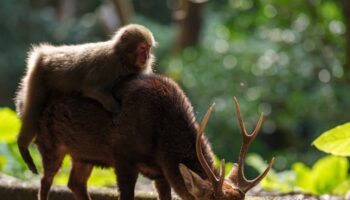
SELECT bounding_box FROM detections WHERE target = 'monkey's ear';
[179,164,209,197]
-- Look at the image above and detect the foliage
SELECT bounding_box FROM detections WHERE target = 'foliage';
[0,0,105,106]
[0,108,116,186]
[53,156,116,186]
[313,122,350,156]
[292,156,349,195]
[250,154,350,196]
[1,0,350,191]
[158,0,349,168]
[0,108,20,143]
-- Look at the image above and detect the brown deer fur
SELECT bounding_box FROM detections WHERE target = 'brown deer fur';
[21,73,273,200]
[33,74,217,200]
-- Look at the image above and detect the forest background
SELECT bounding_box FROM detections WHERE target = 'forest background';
[0,0,349,194]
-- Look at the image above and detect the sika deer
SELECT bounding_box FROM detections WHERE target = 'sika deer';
[18,74,274,200]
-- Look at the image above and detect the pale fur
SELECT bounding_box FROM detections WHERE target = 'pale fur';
[16,24,156,174]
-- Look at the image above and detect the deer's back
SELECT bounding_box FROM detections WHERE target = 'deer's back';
[37,74,198,168]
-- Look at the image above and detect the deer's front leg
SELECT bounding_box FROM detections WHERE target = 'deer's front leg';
[115,163,138,200]
[154,178,172,200]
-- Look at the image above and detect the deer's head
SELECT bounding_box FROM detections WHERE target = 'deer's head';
[179,97,275,200]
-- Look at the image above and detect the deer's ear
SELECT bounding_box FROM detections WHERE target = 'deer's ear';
[179,164,209,197]
[228,163,239,184]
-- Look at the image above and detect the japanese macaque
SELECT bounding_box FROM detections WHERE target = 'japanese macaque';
[15,24,156,174]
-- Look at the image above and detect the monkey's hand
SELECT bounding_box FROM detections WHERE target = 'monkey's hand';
[83,88,120,113]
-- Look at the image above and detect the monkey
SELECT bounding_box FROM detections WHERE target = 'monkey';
[15,24,156,174]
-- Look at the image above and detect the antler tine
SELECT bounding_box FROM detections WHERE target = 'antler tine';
[217,159,226,192]
[233,97,248,137]
[196,103,219,186]
[233,97,264,143]
[232,97,274,192]
[241,157,275,192]
[251,112,264,141]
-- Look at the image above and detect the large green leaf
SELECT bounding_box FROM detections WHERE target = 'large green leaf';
[292,155,349,195]
[313,123,350,156]
[292,162,313,193]
[311,156,348,194]
[0,108,21,143]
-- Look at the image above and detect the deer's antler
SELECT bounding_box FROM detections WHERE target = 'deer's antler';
[196,103,226,194]
[229,97,275,192]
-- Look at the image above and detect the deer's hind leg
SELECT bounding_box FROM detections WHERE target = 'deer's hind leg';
[68,160,93,200]
[37,146,66,200]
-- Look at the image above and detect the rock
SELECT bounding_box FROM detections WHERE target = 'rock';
[0,174,156,200]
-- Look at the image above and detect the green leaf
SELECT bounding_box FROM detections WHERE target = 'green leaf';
[313,122,350,156]
[53,156,116,187]
[260,170,295,193]
[332,178,350,196]
[320,1,341,20]
[0,108,21,143]
[53,156,71,185]
[246,153,274,174]
[292,155,349,195]
[88,168,116,186]
[213,155,233,175]
[312,156,348,194]
[247,154,296,193]
[0,155,7,170]
[292,162,314,193]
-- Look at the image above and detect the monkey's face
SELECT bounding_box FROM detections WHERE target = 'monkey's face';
[114,24,156,71]
[135,42,151,68]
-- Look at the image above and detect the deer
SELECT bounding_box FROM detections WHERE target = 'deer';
[16,73,274,200]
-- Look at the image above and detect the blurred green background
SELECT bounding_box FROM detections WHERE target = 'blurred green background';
[0,0,349,192]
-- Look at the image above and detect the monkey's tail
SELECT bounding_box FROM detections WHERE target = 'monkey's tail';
[16,49,46,174]
[18,138,38,174]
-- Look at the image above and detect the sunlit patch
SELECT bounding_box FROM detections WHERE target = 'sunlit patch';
[293,13,310,32]
[262,120,276,135]
[329,20,345,35]
[223,55,237,70]
[264,5,277,18]
[214,39,229,54]
[229,0,253,10]
[281,30,296,43]
[318,69,331,83]
[259,102,272,116]
[245,87,260,101]
[331,64,343,78]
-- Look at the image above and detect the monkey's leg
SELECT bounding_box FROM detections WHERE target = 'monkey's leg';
[82,87,120,113]
[153,178,172,200]
[115,163,138,200]
[68,160,93,200]
[38,150,65,200]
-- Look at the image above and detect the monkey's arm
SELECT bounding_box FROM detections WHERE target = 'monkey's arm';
[82,87,120,113]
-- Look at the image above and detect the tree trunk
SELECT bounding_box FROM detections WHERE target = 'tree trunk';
[111,0,134,26]
[173,0,207,53]
[98,0,134,36]
[55,0,76,22]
